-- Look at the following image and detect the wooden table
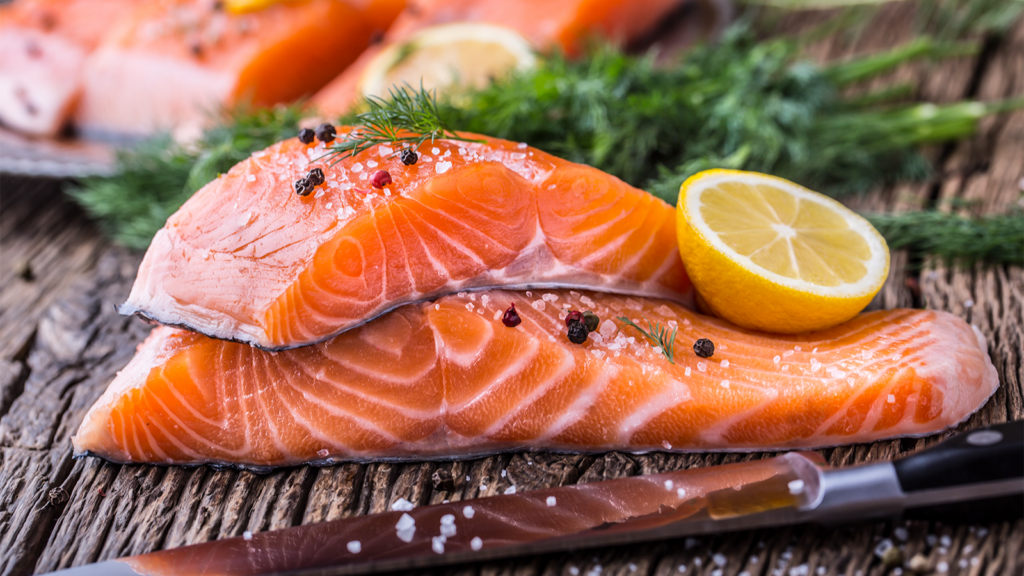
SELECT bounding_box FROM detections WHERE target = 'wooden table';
[1,4,1022,575]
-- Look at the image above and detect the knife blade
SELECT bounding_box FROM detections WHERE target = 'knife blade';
[46,420,1023,576]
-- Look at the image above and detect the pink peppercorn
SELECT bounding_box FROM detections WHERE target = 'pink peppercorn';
[371,170,392,188]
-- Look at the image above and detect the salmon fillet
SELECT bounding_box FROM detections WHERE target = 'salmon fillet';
[0,0,137,136]
[73,0,405,138]
[312,0,684,116]
[121,134,692,349]
[75,290,998,469]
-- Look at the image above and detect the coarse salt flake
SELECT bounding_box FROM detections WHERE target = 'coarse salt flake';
[392,498,415,511]
[546,496,557,506]
[436,161,452,174]
[471,536,483,551]
[242,531,252,540]
[504,485,517,495]
[347,540,361,553]
[721,359,730,368]
[246,174,256,182]
[463,505,475,518]
[665,480,674,490]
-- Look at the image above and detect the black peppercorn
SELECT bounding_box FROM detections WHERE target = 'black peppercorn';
[293,177,313,196]
[502,303,521,327]
[306,167,325,186]
[567,320,588,344]
[582,311,599,333]
[315,122,336,144]
[297,128,315,144]
[400,148,418,165]
[693,338,715,358]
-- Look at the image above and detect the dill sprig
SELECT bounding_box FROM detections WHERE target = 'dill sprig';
[322,84,483,164]
[865,210,1024,267]
[616,316,678,364]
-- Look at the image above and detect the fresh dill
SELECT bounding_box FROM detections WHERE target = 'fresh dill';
[322,84,483,165]
[616,316,678,364]
[864,210,1024,267]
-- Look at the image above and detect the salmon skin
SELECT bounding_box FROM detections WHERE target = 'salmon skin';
[0,0,137,136]
[313,0,685,116]
[121,133,692,350]
[75,290,998,470]
[73,0,404,138]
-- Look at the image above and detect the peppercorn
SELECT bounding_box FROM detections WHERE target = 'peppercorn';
[293,177,313,196]
[693,338,715,358]
[567,320,588,344]
[582,311,600,333]
[315,122,336,144]
[297,128,315,144]
[371,169,392,188]
[306,167,325,186]
[502,303,521,327]
[564,310,583,328]
[400,149,418,165]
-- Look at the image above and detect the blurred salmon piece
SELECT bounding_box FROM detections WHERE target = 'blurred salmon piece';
[0,0,138,136]
[74,0,405,138]
[312,0,684,116]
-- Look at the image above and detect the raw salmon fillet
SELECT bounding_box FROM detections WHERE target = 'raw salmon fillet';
[0,0,137,136]
[121,134,692,349]
[75,290,998,469]
[73,0,405,137]
[312,0,684,116]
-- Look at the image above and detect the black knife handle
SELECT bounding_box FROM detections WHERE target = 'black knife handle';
[894,420,1024,523]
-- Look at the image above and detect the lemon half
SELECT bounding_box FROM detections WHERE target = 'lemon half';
[676,170,889,334]
[360,22,536,101]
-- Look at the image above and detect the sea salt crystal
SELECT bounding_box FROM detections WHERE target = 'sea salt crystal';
[395,513,416,542]
[721,359,730,368]
[547,496,557,506]
[512,152,527,160]
[936,562,948,573]
[317,449,329,457]
[504,486,517,495]
[465,303,475,312]
[392,498,415,511]
[678,566,686,573]
[542,293,559,302]
[580,295,595,306]
[326,202,332,209]
[629,563,638,572]
[684,367,691,376]
[532,300,546,311]
[432,147,440,155]
[517,142,528,149]
[571,567,581,575]
[432,536,445,554]
[677,487,687,498]
[887,394,896,404]
[783,350,794,358]
[940,535,951,547]
[873,539,894,558]
[626,298,643,310]
[366,159,378,168]
[246,174,256,182]
[591,350,606,360]
[436,161,452,174]
[697,362,707,372]
[599,320,617,339]
[721,380,730,389]
[378,145,393,156]
[463,505,475,518]
[665,480,674,490]
[471,536,483,551]
[713,554,727,567]
[242,531,252,540]
[352,162,363,172]
[774,355,781,364]
[315,189,326,197]
[347,540,361,553]
[662,440,672,449]
[440,514,457,537]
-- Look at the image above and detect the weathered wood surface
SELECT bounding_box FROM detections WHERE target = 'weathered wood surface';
[1,4,1023,576]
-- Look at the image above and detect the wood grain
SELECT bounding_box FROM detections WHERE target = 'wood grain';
[1,5,1022,576]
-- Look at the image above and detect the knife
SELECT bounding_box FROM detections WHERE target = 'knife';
[47,420,1023,576]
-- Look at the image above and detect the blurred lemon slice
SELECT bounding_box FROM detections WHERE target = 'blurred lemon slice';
[360,22,536,100]
[676,169,890,334]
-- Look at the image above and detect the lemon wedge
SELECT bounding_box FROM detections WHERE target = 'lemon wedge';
[359,22,536,100]
[676,169,890,334]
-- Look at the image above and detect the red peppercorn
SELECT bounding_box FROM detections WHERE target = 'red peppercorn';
[564,310,583,327]
[371,170,392,188]
[502,303,521,327]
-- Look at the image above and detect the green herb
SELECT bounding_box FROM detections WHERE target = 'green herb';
[442,25,1023,201]
[616,316,678,364]
[865,210,1024,266]
[323,84,482,165]
[70,105,305,249]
